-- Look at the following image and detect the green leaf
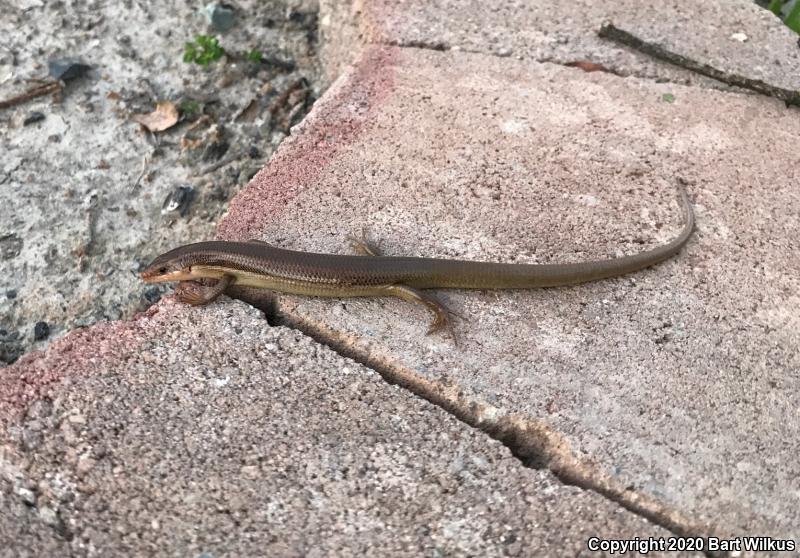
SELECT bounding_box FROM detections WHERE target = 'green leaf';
[785,1,800,33]
[183,35,226,66]
[767,0,784,16]
[661,93,675,103]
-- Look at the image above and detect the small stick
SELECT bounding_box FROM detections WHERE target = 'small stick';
[0,80,64,110]
[131,152,151,191]
[196,148,246,176]
[598,22,800,107]
[268,78,308,116]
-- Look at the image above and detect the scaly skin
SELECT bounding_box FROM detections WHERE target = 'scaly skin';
[140,187,694,333]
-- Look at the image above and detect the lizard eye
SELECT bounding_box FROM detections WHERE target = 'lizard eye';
[158,266,168,274]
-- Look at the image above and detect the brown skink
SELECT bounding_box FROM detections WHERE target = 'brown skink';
[140,187,694,333]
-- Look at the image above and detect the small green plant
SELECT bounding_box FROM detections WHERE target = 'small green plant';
[180,100,200,116]
[246,49,263,63]
[661,93,675,103]
[183,35,226,66]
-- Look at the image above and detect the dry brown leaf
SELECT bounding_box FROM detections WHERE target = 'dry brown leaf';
[565,61,612,73]
[131,101,179,132]
[180,136,205,151]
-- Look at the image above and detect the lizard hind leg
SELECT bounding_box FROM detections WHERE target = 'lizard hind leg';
[380,284,459,343]
[349,232,459,342]
[347,228,383,257]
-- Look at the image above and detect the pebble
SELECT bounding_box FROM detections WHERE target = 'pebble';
[143,286,162,304]
[203,2,236,32]
[23,112,46,126]
[33,321,50,341]
[161,185,194,216]
[47,58,91,81]
[16,486,37,506]
[38,505,59,527]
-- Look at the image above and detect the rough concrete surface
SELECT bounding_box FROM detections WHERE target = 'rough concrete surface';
[216,44,800,543]
[320,0,800,92]
[3,0,800,554]
[0,299,692,557]
[0,0,320,363]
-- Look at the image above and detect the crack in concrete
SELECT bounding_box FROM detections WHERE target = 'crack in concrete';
[275,309,729,557]
[370,38,750,98]
[383,39,450,52]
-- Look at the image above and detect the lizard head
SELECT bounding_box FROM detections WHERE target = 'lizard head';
[139,249,197,284]
[140,242,232,284]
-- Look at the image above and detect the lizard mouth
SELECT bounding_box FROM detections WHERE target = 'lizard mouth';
[139,268,195,284]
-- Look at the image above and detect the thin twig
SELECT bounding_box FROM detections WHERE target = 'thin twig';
[0,80,64,110]
[268,78,308,116]
[598,22,800,107]
[196,148,246,176]
[132,153,151,191]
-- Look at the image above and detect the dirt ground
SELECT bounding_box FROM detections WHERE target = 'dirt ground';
[0,0,322,365]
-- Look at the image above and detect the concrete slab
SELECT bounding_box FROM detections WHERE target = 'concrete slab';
[0,299,689,556]
[216,45,800,542]
[319,0,800,92]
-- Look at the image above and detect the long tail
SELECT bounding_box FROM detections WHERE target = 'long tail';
[404,185,695,289]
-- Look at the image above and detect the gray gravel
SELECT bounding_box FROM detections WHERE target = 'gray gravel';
[0,0,321,364]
